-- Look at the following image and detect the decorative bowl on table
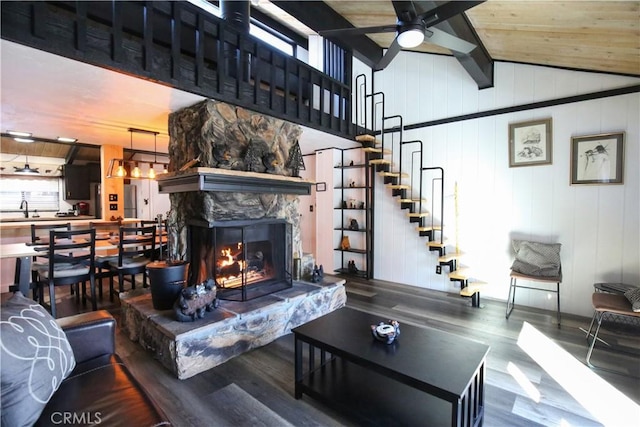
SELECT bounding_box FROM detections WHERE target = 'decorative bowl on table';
[371,320,400,344]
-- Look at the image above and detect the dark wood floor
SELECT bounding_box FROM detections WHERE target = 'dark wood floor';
[11,275,640,426]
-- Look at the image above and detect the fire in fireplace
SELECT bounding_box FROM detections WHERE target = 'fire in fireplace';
[189,219,292,301]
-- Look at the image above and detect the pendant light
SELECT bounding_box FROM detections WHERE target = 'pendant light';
[148,131,158,180]
[107,127,163,179]
[14,155,40,175]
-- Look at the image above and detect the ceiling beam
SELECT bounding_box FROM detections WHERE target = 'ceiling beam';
[416,1,493,89]
[270,1,383,68]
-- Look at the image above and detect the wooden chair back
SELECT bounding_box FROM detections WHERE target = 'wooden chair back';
[115,225,157,267]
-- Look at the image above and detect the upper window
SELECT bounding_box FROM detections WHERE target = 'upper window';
[187,0,296,57]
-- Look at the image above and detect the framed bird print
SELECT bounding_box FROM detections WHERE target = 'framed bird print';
[570,132,625,185]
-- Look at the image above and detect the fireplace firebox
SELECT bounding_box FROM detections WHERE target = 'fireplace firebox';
[188,219,292,301]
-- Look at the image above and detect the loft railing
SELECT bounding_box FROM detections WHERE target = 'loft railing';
[1,0,354,139]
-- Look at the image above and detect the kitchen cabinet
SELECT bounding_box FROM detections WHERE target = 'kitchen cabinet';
[63,165,90,200]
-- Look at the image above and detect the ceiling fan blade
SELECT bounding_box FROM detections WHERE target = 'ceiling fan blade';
[417,1,485,27]
[319,25,398,38]
[426,27,476,54]
[391,1,419,22]
[374,37,402,71]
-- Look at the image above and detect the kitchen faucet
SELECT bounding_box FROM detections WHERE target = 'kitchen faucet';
[19,200,29,218]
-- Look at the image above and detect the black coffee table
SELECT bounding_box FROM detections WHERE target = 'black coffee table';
[293,307,490,427]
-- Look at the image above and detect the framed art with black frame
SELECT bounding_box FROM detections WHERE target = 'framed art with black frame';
[570,132,624,185]
[509,118,553,167]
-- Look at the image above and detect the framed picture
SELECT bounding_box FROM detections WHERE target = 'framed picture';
[570,132,624,185]
[315,182,326,192]
[509,118,553,167]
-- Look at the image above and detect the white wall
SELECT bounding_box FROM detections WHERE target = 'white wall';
[136,178,171,220]
[299,153,317,256]
[366,52,639,317]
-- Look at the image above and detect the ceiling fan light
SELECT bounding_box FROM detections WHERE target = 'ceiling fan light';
[397,26,424,48]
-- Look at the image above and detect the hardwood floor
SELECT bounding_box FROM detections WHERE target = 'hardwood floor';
[9,275,639,426]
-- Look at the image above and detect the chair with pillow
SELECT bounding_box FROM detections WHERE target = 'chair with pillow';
[107,224,156,299]
[506,239,563,327]
[585,287,640,371]
[36,228,97,318]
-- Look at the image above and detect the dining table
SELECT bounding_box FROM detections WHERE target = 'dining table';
[0,235,168,296]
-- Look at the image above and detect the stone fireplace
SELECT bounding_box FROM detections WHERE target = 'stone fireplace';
[190,218,292,301]
[159,99,311,297]
[121,100,347,380]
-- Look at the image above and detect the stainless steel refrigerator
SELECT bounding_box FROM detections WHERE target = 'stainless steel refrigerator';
[124,184,137,218]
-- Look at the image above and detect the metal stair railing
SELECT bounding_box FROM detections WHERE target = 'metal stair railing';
[421,167,445,245]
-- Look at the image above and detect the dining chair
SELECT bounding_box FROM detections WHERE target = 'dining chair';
[140,219,167,260]
[36,228,96,318]
[107,225,156,300]
[30,222,72,302]
[90,220,121,299]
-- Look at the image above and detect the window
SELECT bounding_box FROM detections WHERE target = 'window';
[186,0,296,57]
[0,177,60,213]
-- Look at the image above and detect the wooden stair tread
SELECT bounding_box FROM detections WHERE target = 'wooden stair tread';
[438,252,464,262]
[386,184,410,189]
[362,147,391,154]
[460,282,489,296]
[355,134,376,143]
[369,159,391,165]
[449,268,477,281]
[416,225,441,231]
[407,212,429,218]
[427,241,447,248]
[381,172,409,178]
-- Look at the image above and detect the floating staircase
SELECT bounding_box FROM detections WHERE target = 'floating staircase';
[351,73,490,307]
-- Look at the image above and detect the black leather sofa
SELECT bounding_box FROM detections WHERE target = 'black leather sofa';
[34,310,171,426]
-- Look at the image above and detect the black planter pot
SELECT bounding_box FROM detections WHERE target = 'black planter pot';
[146,260,189,310]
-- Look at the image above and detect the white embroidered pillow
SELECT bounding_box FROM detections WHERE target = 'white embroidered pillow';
[1,292,76,427]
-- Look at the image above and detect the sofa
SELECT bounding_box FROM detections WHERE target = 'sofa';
[1,292,171,426]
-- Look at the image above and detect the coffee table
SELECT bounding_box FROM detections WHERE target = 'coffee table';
[293,307,490,427]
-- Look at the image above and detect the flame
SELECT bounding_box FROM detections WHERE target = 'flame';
[220,248,233,267]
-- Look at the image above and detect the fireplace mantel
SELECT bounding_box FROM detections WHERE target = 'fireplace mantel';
[157,168,313,195]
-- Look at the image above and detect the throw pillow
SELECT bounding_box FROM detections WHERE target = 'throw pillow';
[511,239,562,277]
[1,292,76,427]
[624,287,640,312]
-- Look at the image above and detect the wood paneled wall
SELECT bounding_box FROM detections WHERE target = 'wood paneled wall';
[370,52,639,317]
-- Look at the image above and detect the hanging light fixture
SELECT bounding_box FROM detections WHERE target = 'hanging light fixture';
[148,131,158,180]
[14,155,40,175]
[107,128,163,179]
[115,160,127,177]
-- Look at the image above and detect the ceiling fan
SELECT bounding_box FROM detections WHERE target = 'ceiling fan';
[320,1,484,71]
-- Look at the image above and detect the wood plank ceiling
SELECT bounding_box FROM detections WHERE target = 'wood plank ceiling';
[322,0,640,76]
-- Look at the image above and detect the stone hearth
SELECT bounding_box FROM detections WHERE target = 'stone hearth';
[120,278,346,379]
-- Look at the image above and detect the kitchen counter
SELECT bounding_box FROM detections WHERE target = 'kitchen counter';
[0,215,96,224]
[0,218,142,237]
[0,216,97,227]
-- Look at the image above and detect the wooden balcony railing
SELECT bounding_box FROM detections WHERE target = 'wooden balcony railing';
[1,1,354,139]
